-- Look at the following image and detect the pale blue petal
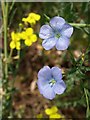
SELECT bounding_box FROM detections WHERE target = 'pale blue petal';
[42,84,55,100]
[38,66,51,82]
[37,80,48,94]
[42,37,57,50]
[60,23,73,38]
[51,67,62,81]
[50,16,65,30]
[37,81,44,94]
[56,36,70,50]
[39,25,54,39]
[53,80,66,94]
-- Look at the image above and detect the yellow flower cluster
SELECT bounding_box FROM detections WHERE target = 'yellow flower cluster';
[10,28,37,50]
[22,13,41,25]
[10,12,41,50]
[45,106,64,119]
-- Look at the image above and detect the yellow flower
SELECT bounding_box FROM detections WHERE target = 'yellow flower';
[81,53,85,61]
[10,41,20,50]
[22,18,28,25]
[30,34,37,42]
[24,39,32,46]
[27,17,36,25]
[45,106,58,115]
[36,113,43,119]
[11,31,21,41]
[20,28,37,46]
[24,33,37,46]
[22,13,41,25]
[19,23,23,28]
[49,113,62,119]
[20,28,33,39]
[26,28,33,35]
[45,106,65,119]
[10,31,21,50]
[29,13,41,21]
[20,31,26,39]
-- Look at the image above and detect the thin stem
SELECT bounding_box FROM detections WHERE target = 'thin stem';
[16,50,20,69]
[44,14,50,21]
[2,2,11,117]
[84,88,90,118]
[44,14,90,28]
[9,49,13,59]
[2,2,9,79]
[69,23,90,28]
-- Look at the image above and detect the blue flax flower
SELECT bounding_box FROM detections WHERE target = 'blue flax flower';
[37,66,66,100]
[39,16,73,50]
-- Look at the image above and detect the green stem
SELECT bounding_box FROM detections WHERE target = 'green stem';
[44,14,50,21]
[69,23,90,28]
[2,2,9,79]
[2,2,11,117]
[84,88,90,118]
[9,49,13,59]
[16,50,20,69]
[44,14,90,28]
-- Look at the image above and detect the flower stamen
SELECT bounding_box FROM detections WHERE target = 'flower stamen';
[49,79,56,87]
[55,33,60,38]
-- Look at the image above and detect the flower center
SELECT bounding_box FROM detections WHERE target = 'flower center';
[49,79,56,87]
[55,33,60,38]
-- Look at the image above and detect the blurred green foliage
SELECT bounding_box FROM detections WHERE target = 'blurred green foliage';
[9,3,89,27]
